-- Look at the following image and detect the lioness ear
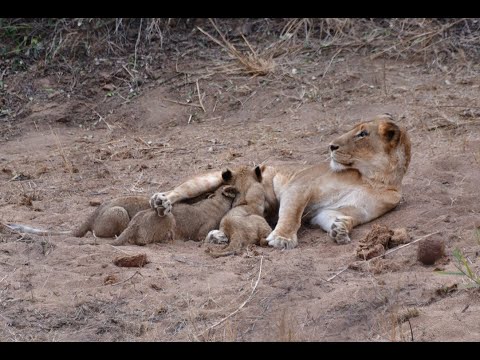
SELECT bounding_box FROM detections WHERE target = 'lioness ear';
[380,121,400,146]
[221,185,238,198]
[254,165,262,182]
[222,169,233,182]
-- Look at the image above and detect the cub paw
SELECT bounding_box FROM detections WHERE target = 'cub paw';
[149,192,172,216]
[266,231,298,250]
[329,219,351,245]
[205,230,229,244]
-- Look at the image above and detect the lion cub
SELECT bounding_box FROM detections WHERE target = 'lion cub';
[110,185,238,246]
[5,196,151,238]
[205,165,272,258]
[72,196,152,237]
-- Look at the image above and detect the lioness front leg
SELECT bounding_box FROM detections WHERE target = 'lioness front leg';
[311,210,355,244]
[266,192,309,250]
[150,171,224,215]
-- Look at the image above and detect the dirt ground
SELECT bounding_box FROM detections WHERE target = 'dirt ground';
[1,38,480,341]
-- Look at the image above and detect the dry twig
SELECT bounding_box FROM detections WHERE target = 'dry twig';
[198,256,264,338]
[327,231,440,282]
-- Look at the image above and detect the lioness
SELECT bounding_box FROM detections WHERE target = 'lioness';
[205,165,272,257]
[110,185,237,246]
[150,114,411,249]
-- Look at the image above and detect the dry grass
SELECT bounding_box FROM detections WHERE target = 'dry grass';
[277,310,298,341]
[197,19,275,76]
[1,18,478,127]
[51,129,76,174]
[2,18,478,65]
[374,306,419,342]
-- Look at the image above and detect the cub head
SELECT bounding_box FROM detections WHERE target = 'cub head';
[209,185,239,201]
[328,114,411,186]
[221,165,264,206]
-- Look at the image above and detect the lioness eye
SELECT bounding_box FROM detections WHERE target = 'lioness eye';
[357,130,369,138]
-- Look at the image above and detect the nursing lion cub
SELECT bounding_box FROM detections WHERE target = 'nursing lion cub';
[205,165,272,257]
[6,196,152,238]
[150,114,411,249]
[110,185,237,246]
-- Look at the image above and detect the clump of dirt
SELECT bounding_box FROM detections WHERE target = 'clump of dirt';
[417,238,445,265]
[104,274,118,285]
[113,254,149,268]
[356,224,410,260]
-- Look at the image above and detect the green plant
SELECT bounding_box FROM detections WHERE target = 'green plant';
[437,230,480,288]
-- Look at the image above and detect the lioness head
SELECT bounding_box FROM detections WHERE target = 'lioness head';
[328,114,411,186]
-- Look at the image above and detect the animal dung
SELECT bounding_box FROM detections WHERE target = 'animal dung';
[356,224,410,260]
[113,253,148,268]
[390,227,410,247]
[417,238,445,265]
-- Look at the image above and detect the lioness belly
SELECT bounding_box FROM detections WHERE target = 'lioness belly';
[309,187,374,231]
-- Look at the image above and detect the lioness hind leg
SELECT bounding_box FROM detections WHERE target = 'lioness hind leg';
[149,171,224,215]
[329,217,353,245]
[205,230,229,244]
[311,210,354,245]
[93,206,130,237]
[149,193,172,216]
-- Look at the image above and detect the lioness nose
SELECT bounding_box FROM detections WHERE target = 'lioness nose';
[329,144,339,152]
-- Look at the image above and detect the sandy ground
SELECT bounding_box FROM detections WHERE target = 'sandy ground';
[0,50,479,341]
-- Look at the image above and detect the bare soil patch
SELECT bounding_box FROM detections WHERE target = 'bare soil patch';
[1,19,479,341]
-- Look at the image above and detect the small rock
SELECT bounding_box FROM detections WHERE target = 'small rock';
[89,199,102,206]
[114,253,148,268]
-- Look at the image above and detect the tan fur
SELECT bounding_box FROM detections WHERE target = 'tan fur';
[110,185,237,246]
[206,165,272,257]
[151,114,412,249]
[72,196,151,237]
[7,196,151,237]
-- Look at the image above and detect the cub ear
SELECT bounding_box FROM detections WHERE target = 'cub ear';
[254,165,262,182]
[380,121,400,145]
[221,169,233,182]
[221,185,238,198]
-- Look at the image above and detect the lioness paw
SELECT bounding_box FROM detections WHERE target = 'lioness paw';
[266,232,298,250]
[329,220,351,245]
[205,230,229,244]
[149,192,172,216]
